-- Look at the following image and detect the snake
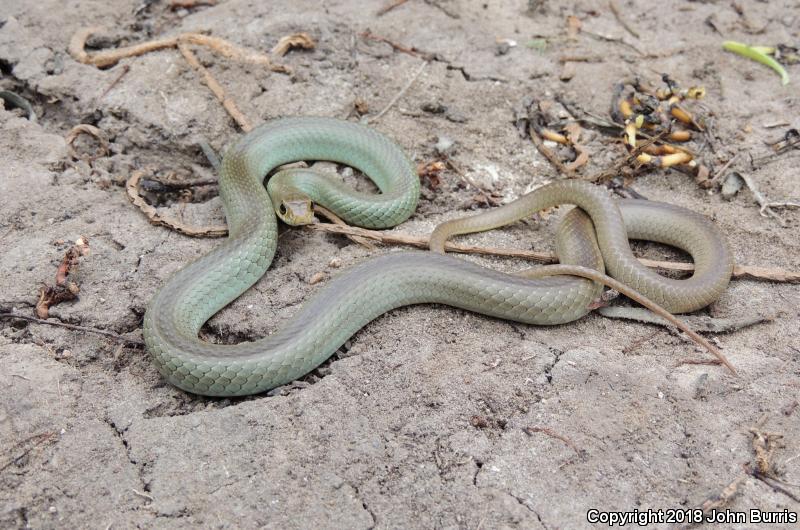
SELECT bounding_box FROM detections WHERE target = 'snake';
[143,117,734,396]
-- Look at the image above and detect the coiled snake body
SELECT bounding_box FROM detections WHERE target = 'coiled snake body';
[143,117,733,396]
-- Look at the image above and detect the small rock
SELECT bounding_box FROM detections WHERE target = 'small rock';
[445,108,468,123]
[721,172,745,200]
[308,272,326,285]
[421,102,446,114]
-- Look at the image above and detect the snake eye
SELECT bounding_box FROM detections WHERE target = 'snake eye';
[279,204,287,216]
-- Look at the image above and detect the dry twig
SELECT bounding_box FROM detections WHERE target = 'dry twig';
[126,170,227,237]
[528,124,577,178]
[313,205,374,249]
[523,426,583,456]
[178,43,253,131]
[359,31,436,61]
[597,306,774,333]
[366,60,428,123]
[0,313,143,345]
[169,0,217,8]
[69,27,290,72]
[441,156,500,206]
[305,222,800,283]
[0,432,58,472]
[736,172,792,226]
[608,0,640,39]
[377,0,411,16]
[97,64,130,100]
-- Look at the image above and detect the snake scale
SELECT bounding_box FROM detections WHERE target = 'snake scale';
[143,117,733,396]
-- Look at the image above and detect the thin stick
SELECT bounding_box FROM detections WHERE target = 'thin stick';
[523,426,583,456]
[738,171,785,225]
[97,64,130,100]
[305,222,800,283]
[442,156,498,205]
[178,43,253,132]
[126,170,228,237]
[313,205,374,249]
[528,124,576,178]
[705,153,738,189]
[516,264,737,374]
[0,313,143,345]
[377,0,411,16]
[366,60,428,123]
[608,0,640,39]
[69,27,290,72]
[359,31,435,61]
[597,306,773,333]
[170,0,217,8]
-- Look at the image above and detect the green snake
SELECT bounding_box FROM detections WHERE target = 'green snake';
[143,117,733,396]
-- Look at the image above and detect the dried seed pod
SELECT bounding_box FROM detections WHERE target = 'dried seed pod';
[669,130,692,142]
[540,128,569,144]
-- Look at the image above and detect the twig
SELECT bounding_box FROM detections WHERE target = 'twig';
[366,60,428,123]
[178,43,252,132]
[737,171,786,225]
[441,156,499,206]
[765,200,800,211]
[169,0,217,8]
[307,222,556,259]
[754,474,800,502]
[676,358,722,367]
[126,170,228,237]
[69,27,291,72]
[312,205,374,249]
[516,264,737,374]
[0,432,58,472]
[581,29,646,57]
[359,31,437,61]
[0,313,143,345]
[597,306,774,333]
[523,426,583,456]
[528,124,577,178]
[305,222,800,283]
[585,131,670,183]
[732,264,800,282]
[97,64,130,100]
[703,153,738,189]
[377,0,411,16]
[608,0,640,39]
[132,488,155,501]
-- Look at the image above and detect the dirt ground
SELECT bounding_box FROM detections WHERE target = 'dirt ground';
[1,0,799,528]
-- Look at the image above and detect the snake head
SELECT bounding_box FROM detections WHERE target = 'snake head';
[277,197,314,225]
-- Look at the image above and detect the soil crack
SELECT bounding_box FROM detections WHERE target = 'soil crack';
[104,417,151,498]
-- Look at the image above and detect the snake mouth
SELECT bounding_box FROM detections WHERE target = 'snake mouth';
[278,198,314,225]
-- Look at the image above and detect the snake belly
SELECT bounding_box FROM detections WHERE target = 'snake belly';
[143,117,733,397]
